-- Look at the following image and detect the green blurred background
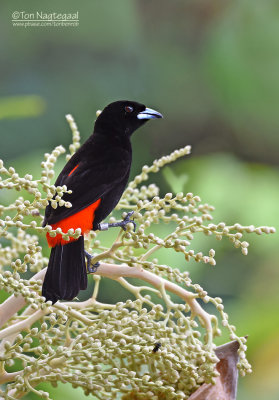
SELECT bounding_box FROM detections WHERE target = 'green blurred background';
[1,0,279,398]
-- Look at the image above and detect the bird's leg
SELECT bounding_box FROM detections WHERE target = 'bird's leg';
[86,212,136,273]
[98,211,137,232]
[85,250,100,274]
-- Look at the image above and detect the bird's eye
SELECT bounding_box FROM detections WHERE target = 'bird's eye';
[125,106,133,113]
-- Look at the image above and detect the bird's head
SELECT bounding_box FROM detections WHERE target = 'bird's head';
[94,100,163,137]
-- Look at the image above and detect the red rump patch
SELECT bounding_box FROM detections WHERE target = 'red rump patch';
[68,164,79,177]
[46,199,101,247]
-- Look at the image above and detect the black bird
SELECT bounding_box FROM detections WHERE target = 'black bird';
[42,101,163,303]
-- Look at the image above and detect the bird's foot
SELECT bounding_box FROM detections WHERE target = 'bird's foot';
[117,211,137,231]
[98,211,137,232]
[84,250,100,274]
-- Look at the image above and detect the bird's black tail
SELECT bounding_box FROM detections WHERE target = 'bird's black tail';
[42,236,87,303]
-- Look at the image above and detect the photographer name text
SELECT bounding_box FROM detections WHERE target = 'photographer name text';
[12,11,79,21]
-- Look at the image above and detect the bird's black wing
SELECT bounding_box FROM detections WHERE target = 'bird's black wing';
[43,145,131,226]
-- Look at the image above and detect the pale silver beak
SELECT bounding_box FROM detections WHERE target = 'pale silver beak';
[137,107,163,120]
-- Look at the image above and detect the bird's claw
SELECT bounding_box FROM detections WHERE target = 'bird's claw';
[84,250,100,274]
[97,211,137,232]
[121,211,137,232]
